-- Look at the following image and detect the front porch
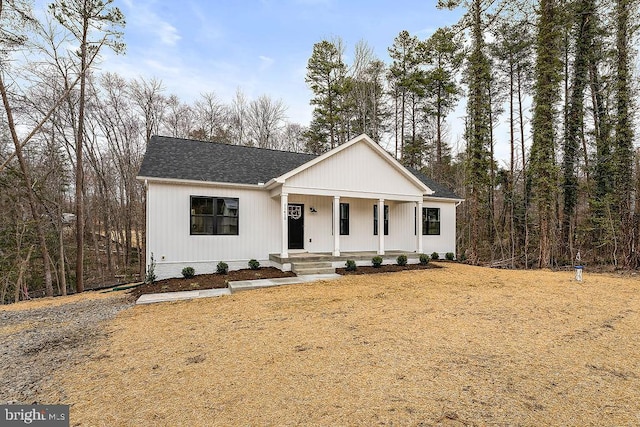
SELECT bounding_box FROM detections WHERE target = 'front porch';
[270,251,422,275]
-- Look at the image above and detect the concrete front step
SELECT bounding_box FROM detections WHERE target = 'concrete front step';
[292,261,332,268]
[293,266,336,275]
[291,261,335,275]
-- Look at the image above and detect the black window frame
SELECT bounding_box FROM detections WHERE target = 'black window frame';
[373,204,389,235]
[422,207,440,236]
[340,202,349,235]
[190,196,239,236]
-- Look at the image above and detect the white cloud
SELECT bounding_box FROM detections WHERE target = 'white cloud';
[157,21,181,46]
[124,0,181,47]
[258,55,275,71]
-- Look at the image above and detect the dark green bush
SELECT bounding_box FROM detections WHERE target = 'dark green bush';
[345,260,357,271]
[216,261,229,274]
[419,253,430,265]
[397,254,408,266]
[445,252,455,261]
[372,256,383,268]
[181,266,195,279]
[431,252,440,260]
[248,259,260,270]
[145,253,157,284]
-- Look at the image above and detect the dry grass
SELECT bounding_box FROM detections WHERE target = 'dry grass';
[39,263,640,426]
[0,289,128,312]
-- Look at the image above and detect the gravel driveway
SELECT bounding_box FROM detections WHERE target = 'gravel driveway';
[0,293,134,404]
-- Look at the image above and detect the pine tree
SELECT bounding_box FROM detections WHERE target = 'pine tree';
[490,15,534,267]
[305,40,346,150]
[388,30,421,159]
[422,27,464,176]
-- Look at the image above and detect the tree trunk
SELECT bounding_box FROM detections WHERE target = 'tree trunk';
[0,75,54,297]
[75,18,90,293]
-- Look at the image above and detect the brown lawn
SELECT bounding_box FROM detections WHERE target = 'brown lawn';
[38,263,640,426]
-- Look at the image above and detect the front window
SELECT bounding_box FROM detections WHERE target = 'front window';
[340,203,349,235]
[191,196,238,235]
[422,207,440,235]
[373,204,389,235]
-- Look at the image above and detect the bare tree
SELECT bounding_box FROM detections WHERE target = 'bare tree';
[227,88,248,145]
[129,77,166,142]
[49,0,125,292]
[1,0,55,296]
[163,94,194,138]
[246,94,287,149]
[191,92,227,141]
[280,122,307,153]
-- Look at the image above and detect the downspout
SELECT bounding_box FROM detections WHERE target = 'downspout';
[145,179,150,273]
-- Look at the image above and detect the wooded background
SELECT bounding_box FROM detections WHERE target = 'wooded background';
[1,0,638,303]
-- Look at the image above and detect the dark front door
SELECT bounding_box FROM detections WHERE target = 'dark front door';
[288,203,304,250]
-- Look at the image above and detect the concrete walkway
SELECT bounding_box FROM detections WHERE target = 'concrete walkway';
[135,273,341,305]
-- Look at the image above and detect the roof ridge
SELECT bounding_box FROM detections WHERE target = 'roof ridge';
[151,135,317,157]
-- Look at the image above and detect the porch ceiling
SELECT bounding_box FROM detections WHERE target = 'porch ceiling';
[269,186,423,202]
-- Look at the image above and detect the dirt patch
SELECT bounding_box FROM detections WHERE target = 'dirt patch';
[30,263,640,426]
[336,262,439,275]
[131,267,295,298]
[0,291,134,404]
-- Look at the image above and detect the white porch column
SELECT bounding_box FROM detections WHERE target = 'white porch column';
[280,193,288,258]
[417,200,423,253]
[333,196,340,256]
[377,198,385,255]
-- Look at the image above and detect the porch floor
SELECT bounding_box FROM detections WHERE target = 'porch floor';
[269,250,420,264]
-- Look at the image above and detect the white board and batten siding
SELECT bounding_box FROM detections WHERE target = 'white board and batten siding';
[283,141,425,201]
[422,199,457,257]
[147,181,279,279]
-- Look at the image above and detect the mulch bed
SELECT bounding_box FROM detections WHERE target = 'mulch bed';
[131,267,295,298]
[336,262,440,275]
[132,264,444,297]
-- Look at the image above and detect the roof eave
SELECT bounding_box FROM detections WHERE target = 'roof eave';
[136,175,267,189]
[424,195,465,203]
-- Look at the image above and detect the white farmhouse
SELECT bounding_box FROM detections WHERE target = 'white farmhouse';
[137,134,462,279]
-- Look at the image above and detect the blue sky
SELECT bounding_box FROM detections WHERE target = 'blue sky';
[99,0,463,126]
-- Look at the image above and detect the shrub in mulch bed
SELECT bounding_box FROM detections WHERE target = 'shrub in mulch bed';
[336,263,440,275]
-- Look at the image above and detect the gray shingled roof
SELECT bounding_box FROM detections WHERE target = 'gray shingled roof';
[138,135,461,199]
[406,167,462,200]
[138,135,316,185]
